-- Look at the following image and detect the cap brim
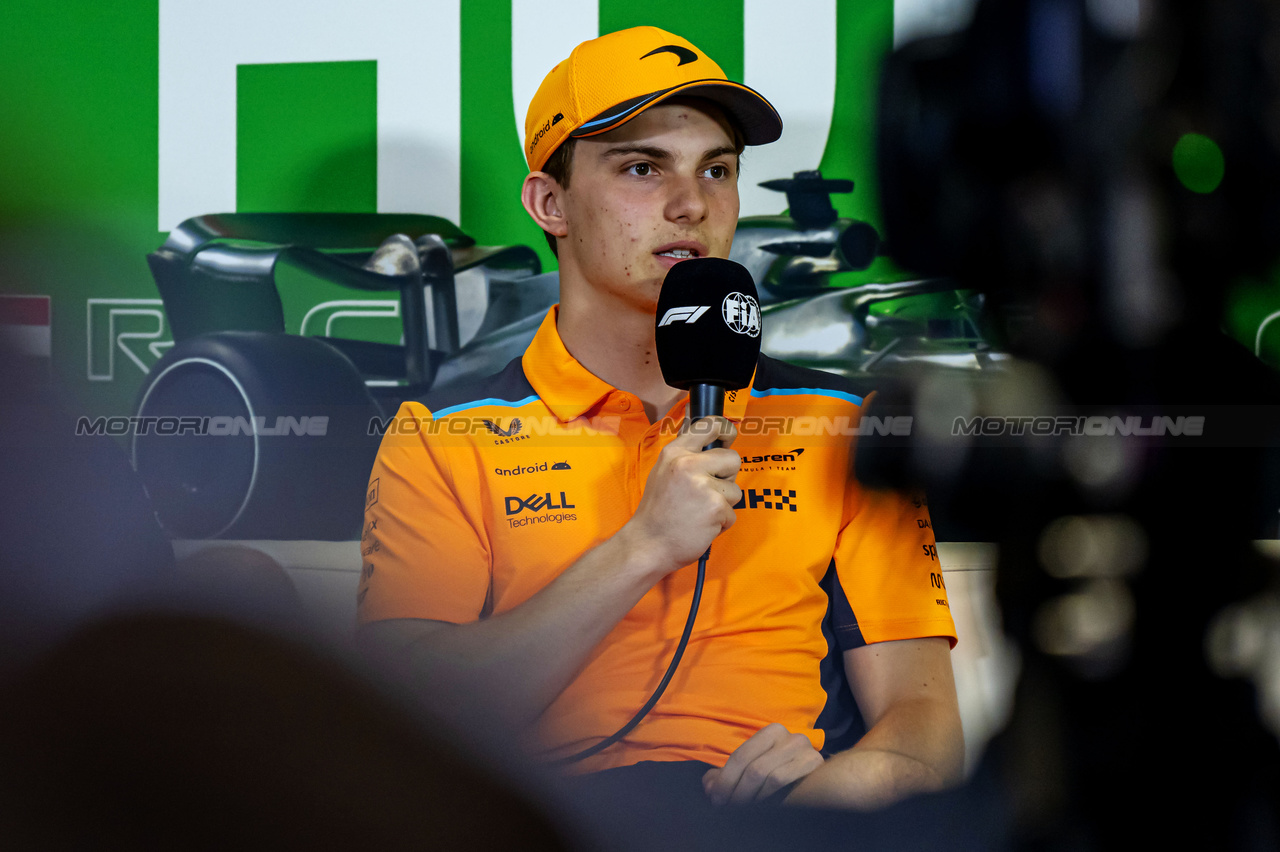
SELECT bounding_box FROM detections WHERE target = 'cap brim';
[570,79,782,145]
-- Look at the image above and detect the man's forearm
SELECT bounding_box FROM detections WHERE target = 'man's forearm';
[385,525,669,733]
[785,746,949,810]
[785,697,965,810]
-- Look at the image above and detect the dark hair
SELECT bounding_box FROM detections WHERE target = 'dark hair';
[536,108,746,258]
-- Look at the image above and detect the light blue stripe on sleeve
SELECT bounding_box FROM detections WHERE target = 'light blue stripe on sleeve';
[432,394,541,418]
[750,387,864,406]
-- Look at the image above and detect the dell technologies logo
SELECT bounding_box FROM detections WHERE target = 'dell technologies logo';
[505,492,576,515]
[504,491,578,529]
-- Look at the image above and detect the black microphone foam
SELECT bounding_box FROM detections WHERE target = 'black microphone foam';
[654,257,761,392]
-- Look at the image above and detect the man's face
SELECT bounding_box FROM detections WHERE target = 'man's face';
[554,100,741,315]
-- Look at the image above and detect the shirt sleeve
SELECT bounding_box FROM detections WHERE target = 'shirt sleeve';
[355,401,491,625]
[828,414,957,650]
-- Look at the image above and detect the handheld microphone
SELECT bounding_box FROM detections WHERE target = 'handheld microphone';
[654,257,762,448]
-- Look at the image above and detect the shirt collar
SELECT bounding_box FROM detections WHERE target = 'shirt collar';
[523,306,615,422]
[523,306,755,423]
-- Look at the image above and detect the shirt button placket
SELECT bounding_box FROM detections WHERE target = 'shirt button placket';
[637,417,667,504]
[616,394,643,514]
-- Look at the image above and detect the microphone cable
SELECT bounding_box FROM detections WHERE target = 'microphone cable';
[552,549,709,765]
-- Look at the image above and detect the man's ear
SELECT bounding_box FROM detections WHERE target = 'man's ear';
[521,172,569,239]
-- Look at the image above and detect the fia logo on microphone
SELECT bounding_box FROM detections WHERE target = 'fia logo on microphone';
[722,292,761,337]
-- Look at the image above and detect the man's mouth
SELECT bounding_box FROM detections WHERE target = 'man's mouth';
[655,247,701,259]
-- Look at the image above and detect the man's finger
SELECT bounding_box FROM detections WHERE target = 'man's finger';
[706,723,788,804]
[679,416,737,449]
[703,449,741,481]
[725,739,821,805]
[717,481,743,508]
[756,752,825,801]
[666,446,737,483]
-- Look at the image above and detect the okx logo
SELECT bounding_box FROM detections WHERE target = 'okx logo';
[505,492,576,516]
[733,488,797,512]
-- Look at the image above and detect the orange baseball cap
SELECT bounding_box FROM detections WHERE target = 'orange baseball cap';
[524,26,783,172]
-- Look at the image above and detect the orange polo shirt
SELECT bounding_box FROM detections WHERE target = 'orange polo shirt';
[357,307,955,773]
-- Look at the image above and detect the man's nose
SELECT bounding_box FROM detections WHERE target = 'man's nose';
[664,173,709,224]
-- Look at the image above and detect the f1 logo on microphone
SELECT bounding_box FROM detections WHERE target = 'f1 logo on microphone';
[658,306,710,327]
[505,492,576,515]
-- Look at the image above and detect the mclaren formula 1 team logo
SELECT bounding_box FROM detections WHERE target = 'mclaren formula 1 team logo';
[740,448,804,472]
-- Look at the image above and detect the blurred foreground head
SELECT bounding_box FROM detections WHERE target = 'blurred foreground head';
[879,0,1280,356]
[0,360,173,673]
[867,0,1280,532]
[870,2,1280,845]
[0,613,570,850]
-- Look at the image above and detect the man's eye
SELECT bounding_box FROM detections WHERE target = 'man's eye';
[704,165,729,179]
[628,163,652,176]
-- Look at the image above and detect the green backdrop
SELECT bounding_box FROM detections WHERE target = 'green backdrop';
[2,0,1276,420]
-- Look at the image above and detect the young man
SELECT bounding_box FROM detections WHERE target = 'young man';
[356,26,962,810]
